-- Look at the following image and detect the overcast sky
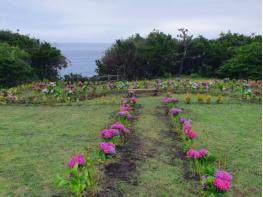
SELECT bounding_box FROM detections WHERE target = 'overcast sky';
[0,0,261,43]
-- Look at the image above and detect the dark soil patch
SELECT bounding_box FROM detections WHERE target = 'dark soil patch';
[97,108,142,197]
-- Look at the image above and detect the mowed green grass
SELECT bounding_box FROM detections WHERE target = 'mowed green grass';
[108,95,261,197]
[177,96,262,197]
[0,97,121,197]
[0,94,261,197]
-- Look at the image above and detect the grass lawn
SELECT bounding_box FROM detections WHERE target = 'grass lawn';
[0,97,121,197]
[0,94,261,197]
[179,99,262,197]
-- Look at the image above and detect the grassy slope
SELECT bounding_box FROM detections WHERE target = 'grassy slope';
[0,98,121,197]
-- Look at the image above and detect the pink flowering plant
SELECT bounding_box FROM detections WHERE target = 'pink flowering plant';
[186,148,216,175]
[163,96,179,108]
[130,96,138,105]
[98,142,116,160]
[181,120,198,151]
[118,110,132,126]
[169,107,183,125]
[100,128,123,145]
[56,153,97,197]
[201,170,232,196]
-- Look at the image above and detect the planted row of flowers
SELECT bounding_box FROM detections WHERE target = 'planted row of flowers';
[163,96,232,196]
[0,78,261,105]
[56,96,139,197]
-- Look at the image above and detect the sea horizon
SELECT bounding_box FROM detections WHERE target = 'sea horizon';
[52,42,112,77]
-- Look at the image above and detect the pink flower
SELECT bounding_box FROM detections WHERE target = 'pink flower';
[68,154,86,168]
[187,130,198,139]
[213,170,232,191]
[111,122,130,134]
[170,108,183,115]
[111,122,125,130]
[199,149,208,157]
[214,177,232,191]
[186,148,208,159]
[101,129,120,139]
[120,106,129,111]
[215,170,232,182]
[99,142,116,155]
[183,120,192,132]
[163,97,179,103]
[130,96,138,104]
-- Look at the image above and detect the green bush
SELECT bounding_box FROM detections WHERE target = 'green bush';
[0,43,32,87]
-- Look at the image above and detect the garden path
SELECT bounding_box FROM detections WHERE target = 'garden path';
[100,96,199,197]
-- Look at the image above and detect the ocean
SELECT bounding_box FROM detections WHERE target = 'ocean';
[53,43,112,77]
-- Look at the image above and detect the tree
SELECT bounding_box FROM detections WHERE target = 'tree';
[177,28,193,75]
[218,41,262,79]
[0,30,68,82]
[0,43,32,87]
[31,42,67,81]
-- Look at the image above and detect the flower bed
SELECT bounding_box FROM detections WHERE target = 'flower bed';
[163,95,233,196]
[56,95,140,196]
[0,79,261,105]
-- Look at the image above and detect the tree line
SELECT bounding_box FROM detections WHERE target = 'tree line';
[95,29,262,80]
[0,30,67,87]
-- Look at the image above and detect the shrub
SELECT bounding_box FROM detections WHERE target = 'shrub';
[184,93,192,104]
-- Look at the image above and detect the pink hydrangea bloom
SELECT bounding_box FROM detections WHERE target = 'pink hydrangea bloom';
[131,96,138,104]
[215,170,232,182]
[170,108,183,115]
[111,122,131,134]
[213,170,232,191]
[163,97,179,103]
[111,122,125,130]
[186,148,208,159]
[187,130,198,139]
[68,154,86,168]
[101,129,119,139]
[99,142,116,155]
[199,149,208,157]
[120,106,129,111]
[214,177,232,191]
[183,120,192,132]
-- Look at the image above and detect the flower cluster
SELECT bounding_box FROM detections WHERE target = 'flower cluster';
[186,148,208,159]
[111,122,130,134]
[99,142,116,155]
[163,97,179,104]
[130,96,138,104]
[99,96,138,158]
[101,129,120,139]
[183,120,198,139]
[214,170,232,191]
[68,153,86,168]
[170,107,183,115]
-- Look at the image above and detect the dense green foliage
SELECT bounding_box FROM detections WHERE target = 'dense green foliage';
[0,43,32,87]
[218,41,262,79]
[96,30,262,80]
[0,30,67,87]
